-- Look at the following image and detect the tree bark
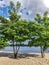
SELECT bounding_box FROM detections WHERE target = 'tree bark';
[40,46,45,58]
[13,40,16,58]
[15,45,20,58]
[15,42,21,58]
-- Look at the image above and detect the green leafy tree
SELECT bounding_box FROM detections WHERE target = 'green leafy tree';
[1,1,30,58]
[9,1,21,22]
[0,16,9,49]
[28,11,49,58]
[14,20,30,58]
[0,38,9,49]
[8,1,21,58]
[1,19,30,58]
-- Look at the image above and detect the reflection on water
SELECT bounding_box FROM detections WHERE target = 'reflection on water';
[0,46,49,53]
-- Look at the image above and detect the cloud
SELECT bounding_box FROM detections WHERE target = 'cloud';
[0,0,5,7]
[0,0,49,20]
[0,0,23,7]
[19,0,49,20]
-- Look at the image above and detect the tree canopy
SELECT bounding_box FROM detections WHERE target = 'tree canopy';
[0,1,49,59]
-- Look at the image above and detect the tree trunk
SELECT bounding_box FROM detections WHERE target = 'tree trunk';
[15,42,21,58]
[13,40,16,58]
[40,46,45,58]
[15,46,20,58]
[14,52,17,58]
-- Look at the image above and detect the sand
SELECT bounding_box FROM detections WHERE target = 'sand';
[0,52,49,65]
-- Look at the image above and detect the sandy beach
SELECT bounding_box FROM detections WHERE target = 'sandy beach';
[0,52,49,65]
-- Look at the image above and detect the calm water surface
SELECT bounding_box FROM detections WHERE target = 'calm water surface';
[0,46,49,53]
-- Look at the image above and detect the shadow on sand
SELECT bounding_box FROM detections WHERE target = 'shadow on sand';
[0,52,40,59]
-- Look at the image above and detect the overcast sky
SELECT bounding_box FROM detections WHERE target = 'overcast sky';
[0,0,49,20]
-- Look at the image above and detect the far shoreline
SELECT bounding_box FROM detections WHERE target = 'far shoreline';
[0,51,49,54]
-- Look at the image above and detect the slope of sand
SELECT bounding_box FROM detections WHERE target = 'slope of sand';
[0,52,49,65]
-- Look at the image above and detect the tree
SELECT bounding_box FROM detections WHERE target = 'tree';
[1,19,30,58]
[8,1,21,58]
[1,1,30,58]
[0,38,9,49]
[0,16,9,49]
[28,11,49,58]
[0,16,8,23]
[9,1,21,22]
[14,20,30,58]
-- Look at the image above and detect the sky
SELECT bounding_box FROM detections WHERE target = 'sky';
[0,0,49,20]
